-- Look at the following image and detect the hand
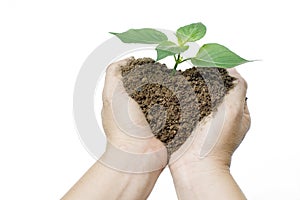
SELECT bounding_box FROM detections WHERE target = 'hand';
[62,58,168,200]
[169,69,250,200]
[100,58,167,173]
[169,68,250,169]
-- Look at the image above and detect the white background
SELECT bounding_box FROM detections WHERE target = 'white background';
[1,0,300,199]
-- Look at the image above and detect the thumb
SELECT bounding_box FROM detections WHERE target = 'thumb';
[225,68,248,111]
[102,58,132,102]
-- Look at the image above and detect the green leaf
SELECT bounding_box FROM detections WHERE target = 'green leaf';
[110,28,168,44]
[155,41,189,61]
[191,43,250,68]
[176,22,206,46]
[156,49,174,61]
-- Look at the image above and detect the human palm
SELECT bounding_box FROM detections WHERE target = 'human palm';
[101,58,167,172]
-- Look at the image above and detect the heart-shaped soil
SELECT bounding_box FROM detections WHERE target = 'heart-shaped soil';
[120,57,235,156]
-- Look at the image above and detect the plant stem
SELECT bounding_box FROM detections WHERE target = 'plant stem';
[172,55,193,75]
[174,54,181,70]
[180,57,191,63]
[172,54,181,75]
[173,55,177,61]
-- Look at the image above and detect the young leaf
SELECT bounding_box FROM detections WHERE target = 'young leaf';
[155,41,189,61]
[176,22,206,46]
[156,49,174,61]
[191,43,250,68]
[110,28,168,44]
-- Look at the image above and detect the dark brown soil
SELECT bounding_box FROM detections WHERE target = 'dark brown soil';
[120,57,235,157]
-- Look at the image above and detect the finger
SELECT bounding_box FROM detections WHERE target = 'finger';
[102,57,132,101]
[244,101,250,116]
[225,69,248,109]
[105,57,132,79]
[127,98,150,128]
[227,68,248,97]
[222,69,248,121]
[242,103,251,133]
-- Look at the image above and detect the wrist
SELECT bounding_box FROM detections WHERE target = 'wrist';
[100,141,167,173]
[106,136,164,154]
[169,158,231,200]
[64,161,162,200]
[97,160,163,178]
[170,156,230,177]
[169,158,246,200]
[97,160,163,199]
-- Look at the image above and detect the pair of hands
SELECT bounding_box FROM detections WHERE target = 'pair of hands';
[102,58,250,171]
[63,58,250,200]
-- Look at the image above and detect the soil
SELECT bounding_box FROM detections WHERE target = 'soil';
[120,57,236,157]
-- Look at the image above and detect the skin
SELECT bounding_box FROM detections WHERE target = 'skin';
[61,162,161,200]
[169,68,250,200]
[62,58,167,200]
[62,58,250,200]
[100,58,167,159]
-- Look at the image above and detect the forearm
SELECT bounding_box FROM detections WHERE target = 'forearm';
[170,159,246,200]
[62,159,162,200]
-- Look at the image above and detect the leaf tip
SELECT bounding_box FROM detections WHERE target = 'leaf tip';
[249,59,261,62]
[109,32,118,36]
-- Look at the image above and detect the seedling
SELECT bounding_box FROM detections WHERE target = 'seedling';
[110,22,251,74]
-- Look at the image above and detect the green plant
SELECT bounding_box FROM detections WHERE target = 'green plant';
[110,22,251,73]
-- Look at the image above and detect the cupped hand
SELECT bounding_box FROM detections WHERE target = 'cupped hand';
[100,58,167,173]
[169,68,251,170]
